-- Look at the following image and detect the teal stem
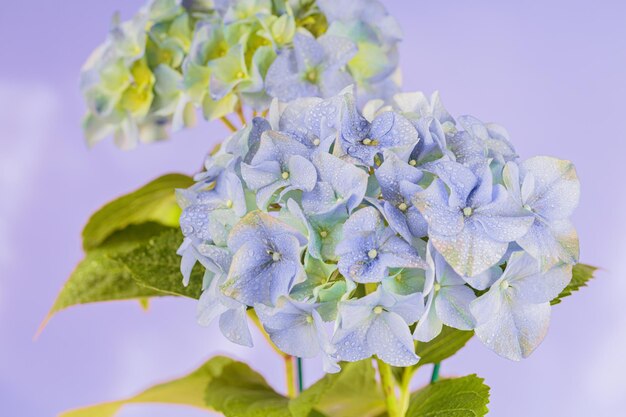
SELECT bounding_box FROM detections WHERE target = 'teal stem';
[297,357,304,392]
[430,363,441,384]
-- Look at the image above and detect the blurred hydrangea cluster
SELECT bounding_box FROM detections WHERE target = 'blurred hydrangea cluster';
[80,0,401,149]
[176,87,580,371]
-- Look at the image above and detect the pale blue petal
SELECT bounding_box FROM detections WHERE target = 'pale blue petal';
[521,156,580,220]
[413,178,464,237]
[241,160,282,190]
[379,234,427,270]
[333,319,372,362]
[383,291,424,324]
[446,131,487,174]
[504,252,573,304]
[474,185,534,242]
[517,218,579,269]
[431,218,509,277]
[435,285,476,330]
[367,313,419,366]
[219,306,253,347]
[265,49,318,101]
[383,203,413,242]
[376,152,422,204]
[463,265,502,290]
[413,293,442,342]
[425,160,478,204]
[319,69,354,98]
[303,151,368,215]
[288,154,317,192]
[318,35,357,69]
[293,33,325,69]
[471,288,551,361]
[197,280,228,327]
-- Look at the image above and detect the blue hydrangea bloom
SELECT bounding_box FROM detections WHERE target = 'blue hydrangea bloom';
[470,251,572,361]
[503,157,580,269]
[385,92,456,165]
[458,115,517,166]
[276,96,342,151]
[375,152,428,241]
[197,268,253,347]
[414,161,534,277]
[241,130,317,209]
[222,211,306,305]
[178,171,246,245]
[413,244,476,342]
[302,151,369,215]
[287,199,347,262]
[338,108,418,166]
[318,0,402,105]
[255,297,340,373]
[175,87,582,368]
[336,207,427,283]
[333,286,422,366]
[265,33,357,102]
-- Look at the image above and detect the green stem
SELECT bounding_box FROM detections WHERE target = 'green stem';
[430,363,441,384]
[220,116,237,132]
[296,357,304,392]
[377,359,400,417]
[399,366,416,415]
[285,355,297,398]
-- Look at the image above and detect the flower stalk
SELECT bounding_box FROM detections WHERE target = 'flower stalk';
[430,363,441,384]
[285,355,297,398]
[399,366,416,415]
[220,116,238,132]
[377,358,401,417]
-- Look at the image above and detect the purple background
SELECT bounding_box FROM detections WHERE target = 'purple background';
[1,1,624,416]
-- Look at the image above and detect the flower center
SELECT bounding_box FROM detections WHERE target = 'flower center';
[398,202,408,212]
[225,199,233,208]
[433,282,441,292]
[463,207,473,217]
[269,251,282,262]
[319,230,328,238]
[281,171,290,180]
[500,280,510,290]
[235,71,245,79]
[368,249,378,259]
[373,306,384,314]
[305,68,318,83]
[362,138,379,146]
[409,159,417,166]
[305,315,314,324]
[312,137,320,146]
[523,204,532,211]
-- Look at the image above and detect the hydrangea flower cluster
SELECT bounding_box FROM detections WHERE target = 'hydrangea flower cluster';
[81,0,401,149]
[177,87,580,371]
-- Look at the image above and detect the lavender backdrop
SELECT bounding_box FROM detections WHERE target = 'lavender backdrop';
[1,1,624,416]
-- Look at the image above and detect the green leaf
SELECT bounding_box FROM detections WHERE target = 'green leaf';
[43,223,171,328]
[114,227,203,299]
[551,263,598,305]
[415,326,474,366]
[82,173,193,250]
[289,360,385,417]
[205,361,291,417]
[406,374,490,417]
[59,356,233,417]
